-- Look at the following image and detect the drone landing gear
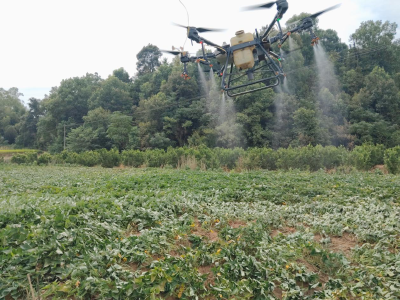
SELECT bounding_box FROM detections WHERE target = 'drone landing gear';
[222,47,284,97]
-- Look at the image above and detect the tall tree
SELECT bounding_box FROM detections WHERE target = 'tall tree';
[16,98,43,148]
[0,88,26,144]
[66,108,111,152]
[107,112,133,151]
[89,76,133,113]
[350,21,399,74]
[45,73,102,124]
[113,68,131,83]
[136,44,162,75]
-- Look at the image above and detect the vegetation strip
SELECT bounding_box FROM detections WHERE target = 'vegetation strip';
[0,166,399,299]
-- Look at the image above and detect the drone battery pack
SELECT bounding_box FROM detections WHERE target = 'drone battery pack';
[231,30,255,70]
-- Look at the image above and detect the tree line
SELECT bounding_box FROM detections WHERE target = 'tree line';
[1,19,400,152]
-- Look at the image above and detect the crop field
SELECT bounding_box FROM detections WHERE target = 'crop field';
[0,165,399,300]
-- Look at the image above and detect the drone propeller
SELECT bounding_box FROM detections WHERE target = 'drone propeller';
[286,4,341,27]
[282,47,303,54]
[172,22,225,33]
[242,1,277,11]
[280,47,303,58]
[161,50,184,56]
[308,4,341,19]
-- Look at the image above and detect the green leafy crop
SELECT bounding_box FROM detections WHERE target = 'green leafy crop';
[0,165,399,299]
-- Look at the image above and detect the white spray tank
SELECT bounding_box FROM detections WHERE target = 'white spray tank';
[230,30,255,70]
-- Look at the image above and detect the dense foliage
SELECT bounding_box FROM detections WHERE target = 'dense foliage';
[0,166,399,299]
[6,143,400,174]
[1,20,400,153]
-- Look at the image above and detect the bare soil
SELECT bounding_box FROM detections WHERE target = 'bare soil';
[314,232,359,258]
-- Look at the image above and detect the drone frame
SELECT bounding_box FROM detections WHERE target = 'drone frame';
[173,0,338,96]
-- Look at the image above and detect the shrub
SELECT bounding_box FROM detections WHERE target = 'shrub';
[26,152,38,163]
[384,147,400,174]
[351,144,385,171]
[65,152,79,165]
[52,153,66,164]
[146,149,167,167]
[37,153,52,165]
[11,152,37,164]
[197,146,219,169]
[11,154,28,164]
[298,145,324,171]
[241,148,277,170]
[276,147,298,170]
[165,147,184,168]
[321,146,349,170]
[122,150,145,167]
[215,148,245,170]
[77,151,101,167]
[98,149,120,168]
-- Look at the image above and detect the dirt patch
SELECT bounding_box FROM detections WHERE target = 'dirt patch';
[125,223,141,237]
[168,235,192,257]
[272,281,283,299]
[297,258,329,284]
[271,227,297,238]
[192,218,218,242]
[198,265,215,287]
[168,250,180,257]
[229,220,247,229]
[176,236,191,248]
[372,165,388,174]
[314,232,359,258]
[129,262,140,272]
[128,261,150,274]
[296,258,319,273]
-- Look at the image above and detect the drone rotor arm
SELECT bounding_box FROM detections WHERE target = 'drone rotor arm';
[261,8,283,40]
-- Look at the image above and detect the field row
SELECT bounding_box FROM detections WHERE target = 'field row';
[0,166,399,299]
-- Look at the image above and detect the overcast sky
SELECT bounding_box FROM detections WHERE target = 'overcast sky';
[1,0,399,103]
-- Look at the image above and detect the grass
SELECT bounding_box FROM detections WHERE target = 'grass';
[0,165,399,299]
[0,149,38,154]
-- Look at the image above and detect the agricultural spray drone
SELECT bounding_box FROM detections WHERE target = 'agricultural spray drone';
[162,0,340,97]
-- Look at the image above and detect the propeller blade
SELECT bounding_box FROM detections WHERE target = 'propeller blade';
[308,4,341,19]
[286,4,341,27]
[172,22,188,29]
[283,47,303,54]
[161,50,182,56]
[172,23,225,33]
[196,27,225,33]
[242,1,277,11]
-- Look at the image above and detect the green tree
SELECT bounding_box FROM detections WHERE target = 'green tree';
[89,76,132,113]
[293,108,319,146]
[359,67,400,124]
[113,67,131,83]
[350,20,399,74]
[236,90,275,147]
[66,108,111,152]
[45,73,102,124]
[0,88,26,144]
[107,112,132,150]
[4,126,18,144]
[136,44,162,75]
[16,98,43,148]
[350,20,397,49]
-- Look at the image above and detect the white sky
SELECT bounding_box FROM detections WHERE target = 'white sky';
[0,0,399,102]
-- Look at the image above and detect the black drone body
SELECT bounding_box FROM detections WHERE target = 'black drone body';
[163,1,340,97]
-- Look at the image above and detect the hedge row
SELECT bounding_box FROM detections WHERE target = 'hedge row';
[8,144,400,174]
